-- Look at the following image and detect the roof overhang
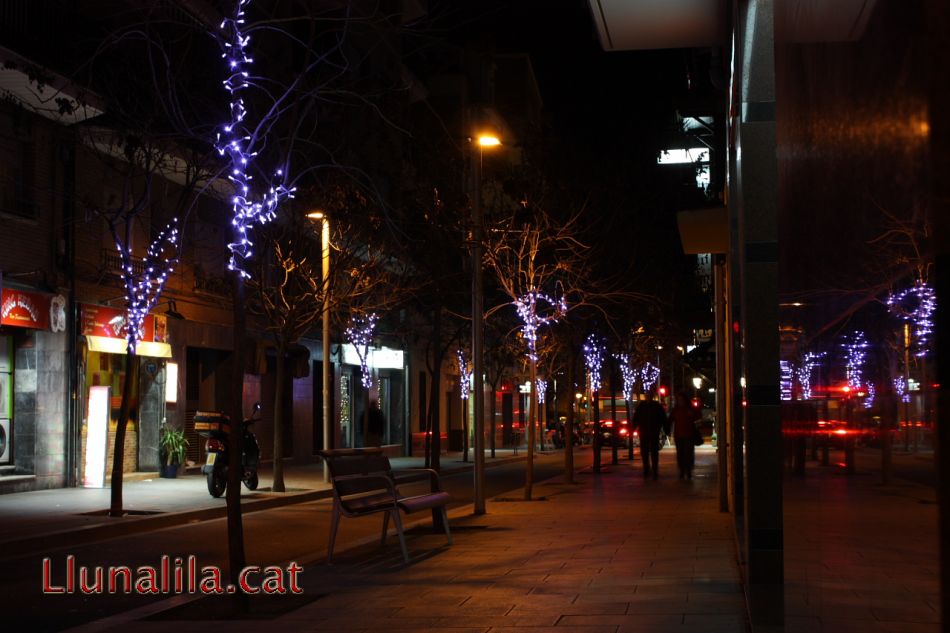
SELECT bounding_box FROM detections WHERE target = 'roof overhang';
[0,46,104,125]
[589,0,878,53]
[589,0,726,51]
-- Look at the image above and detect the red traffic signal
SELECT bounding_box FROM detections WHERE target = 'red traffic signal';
[658,386,668,396]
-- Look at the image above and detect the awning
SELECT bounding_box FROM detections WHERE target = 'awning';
[86,335,172,359]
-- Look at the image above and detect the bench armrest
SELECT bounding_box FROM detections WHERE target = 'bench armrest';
[332,473,398,498]
[392,468,443,492]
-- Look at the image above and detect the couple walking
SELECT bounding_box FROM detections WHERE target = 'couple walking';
[632,391,701,480]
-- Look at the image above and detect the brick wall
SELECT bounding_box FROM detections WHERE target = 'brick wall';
[79,424,140,482]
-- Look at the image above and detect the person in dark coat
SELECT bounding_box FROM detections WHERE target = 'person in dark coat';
[670,392,701,479]
[366,399,385,447]
[632,390,670,479]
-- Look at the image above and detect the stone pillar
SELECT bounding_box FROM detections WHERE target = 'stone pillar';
[138,361,164,471]
[13,332,37,476]
[734,0,783,626]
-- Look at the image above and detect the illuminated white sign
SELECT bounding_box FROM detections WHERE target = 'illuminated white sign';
[165,362,178,403]
[84,386,110,488]
[340,344,404,370]
[657,148,709,164]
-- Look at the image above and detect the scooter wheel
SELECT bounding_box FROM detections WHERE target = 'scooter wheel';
[243,473,259,491]
[207,468,226,497]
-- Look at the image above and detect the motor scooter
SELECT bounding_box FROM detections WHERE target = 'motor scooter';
[195,402,261,497]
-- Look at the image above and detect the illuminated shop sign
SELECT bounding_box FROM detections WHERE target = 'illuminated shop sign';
[0,288,51,330]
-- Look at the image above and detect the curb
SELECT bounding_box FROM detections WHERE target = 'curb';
[0,453,532,561]
[0,488,333,563]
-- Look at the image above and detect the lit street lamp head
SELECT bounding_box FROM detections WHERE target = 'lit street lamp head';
[306,210,325,220]
[477,135,501,147]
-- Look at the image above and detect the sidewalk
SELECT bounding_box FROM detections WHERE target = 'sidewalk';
[69,446,752,633]
[0,449,525,560]
[5,444,941,632]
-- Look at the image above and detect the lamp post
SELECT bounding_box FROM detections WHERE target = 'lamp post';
[472,133,499,515]
[307,210,331,482]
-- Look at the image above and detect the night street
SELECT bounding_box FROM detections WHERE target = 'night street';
[1,1,949,631]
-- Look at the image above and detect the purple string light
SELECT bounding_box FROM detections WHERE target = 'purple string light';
[888,283,936,357]
[115,219,179,354]
[583,335,605,392]
[795,352,823,400]
[346,313,377,388]
[514,290,566,362]
[536,378,547,404]
[893,376,910,404]
[457,349,472,400]
[780,360,793,401]
[844,331,869,392]
[616,353,636,401]
[638,362,660,393]
[217,0,295,278]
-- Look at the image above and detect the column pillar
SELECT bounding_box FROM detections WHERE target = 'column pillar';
[734,0,783,626]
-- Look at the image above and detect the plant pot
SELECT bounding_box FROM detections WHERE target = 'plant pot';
[159,464,179,479]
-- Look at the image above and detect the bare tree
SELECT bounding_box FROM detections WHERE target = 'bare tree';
[484,207,588,500]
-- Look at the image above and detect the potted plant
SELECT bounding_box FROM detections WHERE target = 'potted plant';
[159,424,188,478]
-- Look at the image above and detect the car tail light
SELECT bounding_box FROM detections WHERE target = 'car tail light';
[620,429,628,436]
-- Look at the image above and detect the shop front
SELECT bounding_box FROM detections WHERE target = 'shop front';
[337,343,407,452]
[0,286,69,493]
[78,303,171,485]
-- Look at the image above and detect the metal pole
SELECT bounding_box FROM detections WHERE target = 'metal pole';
[321,218,331,483]
[473,145,486,514]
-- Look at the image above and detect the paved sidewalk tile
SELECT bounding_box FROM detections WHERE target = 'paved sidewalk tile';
[76,448,747,633]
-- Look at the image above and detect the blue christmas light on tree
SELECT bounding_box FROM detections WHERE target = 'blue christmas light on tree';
[217,0,295,278]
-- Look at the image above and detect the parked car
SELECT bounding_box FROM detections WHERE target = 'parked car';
[599,419,638,448]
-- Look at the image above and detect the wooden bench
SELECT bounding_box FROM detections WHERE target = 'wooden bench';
[319,449,452,563]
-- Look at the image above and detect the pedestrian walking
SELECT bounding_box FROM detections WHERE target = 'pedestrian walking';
[632,390,669,479]
[670,392,701,479]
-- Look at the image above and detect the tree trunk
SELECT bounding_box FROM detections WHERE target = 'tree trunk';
[627,400,634,460]
[429,308,442,472]
[109,351,138,517]
[462,396,469,462]
[564,356,575,484]
[490,381,497,458]
[272,340,286,492]
[611,367,619,465]
[592,388,602,473]
[227,273,247,589]
[525,357,536,500]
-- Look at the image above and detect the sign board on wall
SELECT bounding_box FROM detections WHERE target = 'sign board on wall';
[0,288,51,330]
[80,304,155,342]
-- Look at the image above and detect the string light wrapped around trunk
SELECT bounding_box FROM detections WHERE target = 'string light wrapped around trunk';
[217,0,295,278]
[888,283,936,357]
[616,353,636,401]
[346,313,377,388]
[457,349,472,400]
[514,290,566,362]
[638,361,660,393]
[116,219,179,354]
[583,335,605,392]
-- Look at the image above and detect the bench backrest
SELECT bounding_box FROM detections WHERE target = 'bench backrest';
[321,451,395,498]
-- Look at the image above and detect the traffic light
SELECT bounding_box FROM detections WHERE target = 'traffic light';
[658,386,668,397]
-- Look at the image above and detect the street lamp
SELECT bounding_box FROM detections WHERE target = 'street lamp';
[307,210,331,483]
[471,131,500,515]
